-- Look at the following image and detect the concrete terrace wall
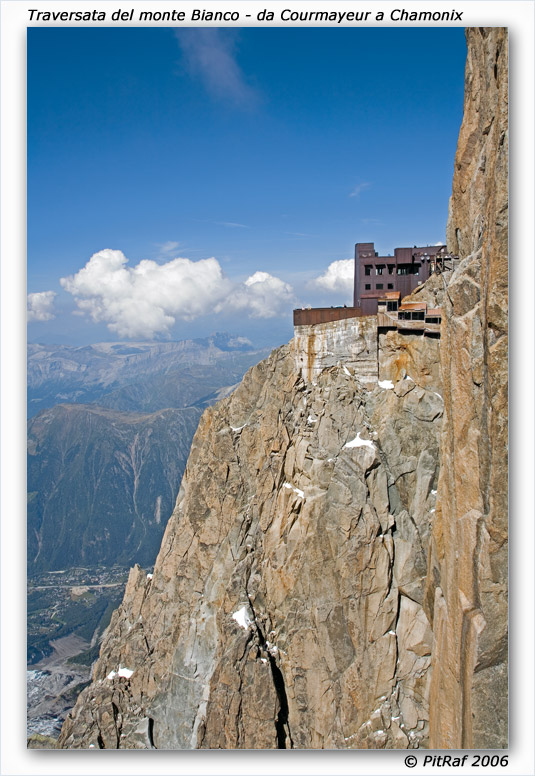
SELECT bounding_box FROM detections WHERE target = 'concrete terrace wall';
[294,315,378,385]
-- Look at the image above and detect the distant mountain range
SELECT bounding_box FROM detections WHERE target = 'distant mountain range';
[28,334,266,416]
[27,334,270,572]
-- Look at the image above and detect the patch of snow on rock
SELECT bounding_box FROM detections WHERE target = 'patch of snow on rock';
[344,432,375,450]
[232,606,252,630]
[117,666,134,679]
[378,379,394,390]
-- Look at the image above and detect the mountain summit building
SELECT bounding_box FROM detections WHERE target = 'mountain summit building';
[294,239,454,327]
[354,242,447,314]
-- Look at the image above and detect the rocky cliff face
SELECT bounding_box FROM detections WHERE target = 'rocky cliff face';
[58,27,507,750]
[59,337,443,749]
[425,27,508,749]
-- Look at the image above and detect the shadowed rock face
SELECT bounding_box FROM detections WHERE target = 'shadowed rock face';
[58,28,507,750]
[425,27,508,750]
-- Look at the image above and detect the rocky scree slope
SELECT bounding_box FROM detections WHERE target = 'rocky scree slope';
[59,337,443,749]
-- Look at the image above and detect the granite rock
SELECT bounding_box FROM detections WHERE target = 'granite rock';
[425,27,508,749]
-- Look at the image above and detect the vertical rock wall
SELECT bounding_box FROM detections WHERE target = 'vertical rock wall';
[425,27,508,749]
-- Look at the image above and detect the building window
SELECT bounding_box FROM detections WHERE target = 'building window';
[387,283,394,289]
[376,283,383,290]
[413,263,420,276]
[365,284,371,290]
[365,265,372,276]
[387,301,398,312]
[375,265,385,275]
[388,265,395,275]
[397,265,412,275]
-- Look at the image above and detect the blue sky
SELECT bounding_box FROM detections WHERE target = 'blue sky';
[28,26,466,346]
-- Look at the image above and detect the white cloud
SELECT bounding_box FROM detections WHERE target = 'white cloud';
[349,182,371,198]
[175,29,259,108]
[216,221,249,229]
[27,291,57,322]
[60,250,230,339]
[220,271,295,319]
[60,249,294,338]
[308,259,354,295]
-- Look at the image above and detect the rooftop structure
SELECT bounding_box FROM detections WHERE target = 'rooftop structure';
[293,238,454,332]
[354,242,449,315]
